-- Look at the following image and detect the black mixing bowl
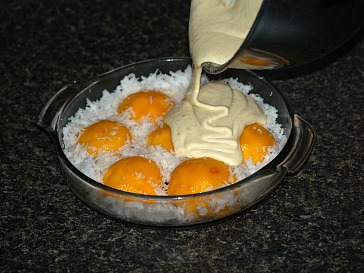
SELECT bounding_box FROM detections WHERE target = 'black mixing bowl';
[203,0,364,73]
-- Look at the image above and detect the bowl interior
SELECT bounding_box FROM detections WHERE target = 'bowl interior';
[58,58,293,189]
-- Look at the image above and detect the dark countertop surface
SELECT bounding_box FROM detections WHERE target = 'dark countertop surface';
[1,1,363,272]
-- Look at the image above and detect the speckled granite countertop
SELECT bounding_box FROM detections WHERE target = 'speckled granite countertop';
[1,1,363,272]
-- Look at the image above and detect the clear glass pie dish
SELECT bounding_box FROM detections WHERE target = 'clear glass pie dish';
[37,57,314,227]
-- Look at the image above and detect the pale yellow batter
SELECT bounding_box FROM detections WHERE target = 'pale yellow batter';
[166,0,266,166]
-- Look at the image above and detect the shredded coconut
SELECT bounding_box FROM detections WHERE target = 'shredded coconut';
[62,65,287,195]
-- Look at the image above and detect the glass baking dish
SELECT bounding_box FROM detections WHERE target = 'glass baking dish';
[37,57,314,227]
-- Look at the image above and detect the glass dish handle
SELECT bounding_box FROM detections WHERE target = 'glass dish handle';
[278,114,315,174]
[37,81,91,134]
